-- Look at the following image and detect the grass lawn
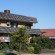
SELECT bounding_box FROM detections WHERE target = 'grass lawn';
[0,50,4,55]
[0,52,4,55]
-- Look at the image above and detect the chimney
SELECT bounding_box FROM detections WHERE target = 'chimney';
[4,10,10,13]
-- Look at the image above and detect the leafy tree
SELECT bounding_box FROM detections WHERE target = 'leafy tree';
[10,27,30,51]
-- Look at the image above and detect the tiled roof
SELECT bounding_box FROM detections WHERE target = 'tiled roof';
[41,29,55,37]
[26,29,42,35]
[0,12,37,23]
[0,26,17,33]
[0,26,41,35]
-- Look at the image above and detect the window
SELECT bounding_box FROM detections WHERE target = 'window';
[11,22,18,28]
[25,24,31,29]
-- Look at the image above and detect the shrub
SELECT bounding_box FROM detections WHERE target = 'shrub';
[0,43,9,50]
[14,43,19,51]
[30,36,54,49]
[2,43,8,49]
[51,40,55,49]
[27,46,34,53]
[0,43,3,50]
[9,42,14,50]
[38,36,54,49]
[32,43,42,54]
[9,37,17,50]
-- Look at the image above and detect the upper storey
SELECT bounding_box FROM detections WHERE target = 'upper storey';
[0,10,37,23]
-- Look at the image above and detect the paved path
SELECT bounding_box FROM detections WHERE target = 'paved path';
[41,49,55,53]
[20,49,55,55]
[20,53,55,55]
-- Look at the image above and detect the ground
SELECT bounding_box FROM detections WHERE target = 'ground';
[0,49,55,55]
[21,49,55,55]
[21,53,55,55]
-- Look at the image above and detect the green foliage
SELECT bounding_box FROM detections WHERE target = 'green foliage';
[34,44,42,54]
[30,36,54,49]
[9,42,14,50]
[51,40,55,49]
[30,36,55,53]
[0,43,3,50]
[0,43,9,50]
[9,37,20,51]
[9,27,55,53]
[30,43,42,54]
[9,37,17,50]
[10,27,30,52]
[14,43,19,51]
[27,46,34,53]
[11,27,30,43]
[37,36,54,49]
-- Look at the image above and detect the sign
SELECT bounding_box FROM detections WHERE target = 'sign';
[0,37,10,42]
[49,37,55,39]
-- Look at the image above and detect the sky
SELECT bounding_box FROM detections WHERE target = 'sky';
[0,0,55,29]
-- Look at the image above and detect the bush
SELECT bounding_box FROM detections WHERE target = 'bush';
[27,46,34,53]
[14,43,19,51]
[38,37,54,49]
[31,43,42,54]
[9,37,18,50]
[0,43,9,50]
[51,40,55,49]
[9,42,14,50]
[30,36,54,49]
[0,43,3,50]
[2,43,8,49]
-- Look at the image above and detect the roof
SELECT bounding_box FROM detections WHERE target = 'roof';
[0,12,37,23]
[0,26,17,33]
[41,29,55,37]
[0,26,41,35]
[26,29,42,35]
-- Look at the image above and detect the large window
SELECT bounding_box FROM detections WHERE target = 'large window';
[11,22,18,28]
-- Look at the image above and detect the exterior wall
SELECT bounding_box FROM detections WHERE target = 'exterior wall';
[18,23,33,29]
[18,24,25,28]
[18,24,33,29]
[31,26,33,29]
[18,24,33,28]
[0,23,33,29]
[0,23,10,27]
[0,20,33,29]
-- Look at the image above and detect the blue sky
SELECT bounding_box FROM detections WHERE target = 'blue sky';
[0,0,55,29]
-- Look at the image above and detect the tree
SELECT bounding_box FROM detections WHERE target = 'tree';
[10,27,30,51]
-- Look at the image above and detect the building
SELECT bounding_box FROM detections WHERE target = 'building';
[0,10,41,42]
[41,29,55,39]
